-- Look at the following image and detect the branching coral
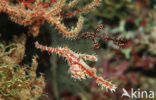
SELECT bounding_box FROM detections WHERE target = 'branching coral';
[0,35,45,100]
[0,0,100,37]
[35,41,117,92]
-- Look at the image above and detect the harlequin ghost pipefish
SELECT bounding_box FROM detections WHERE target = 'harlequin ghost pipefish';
[35,41,117,92]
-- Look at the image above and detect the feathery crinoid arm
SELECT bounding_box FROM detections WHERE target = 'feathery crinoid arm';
[0,0,100,38]
[60,0,101,17]
[35,41,117,92]
[63,0,79,9]
[55,16,84,38]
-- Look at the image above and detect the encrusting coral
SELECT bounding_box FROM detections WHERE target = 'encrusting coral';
[0,0,100,37]
[0,35,45,100]
[35,41,117,92]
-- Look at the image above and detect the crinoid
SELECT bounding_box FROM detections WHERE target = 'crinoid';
[0,0,100,37]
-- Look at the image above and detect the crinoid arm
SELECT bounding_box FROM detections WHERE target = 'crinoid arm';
[0,0,100,38]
